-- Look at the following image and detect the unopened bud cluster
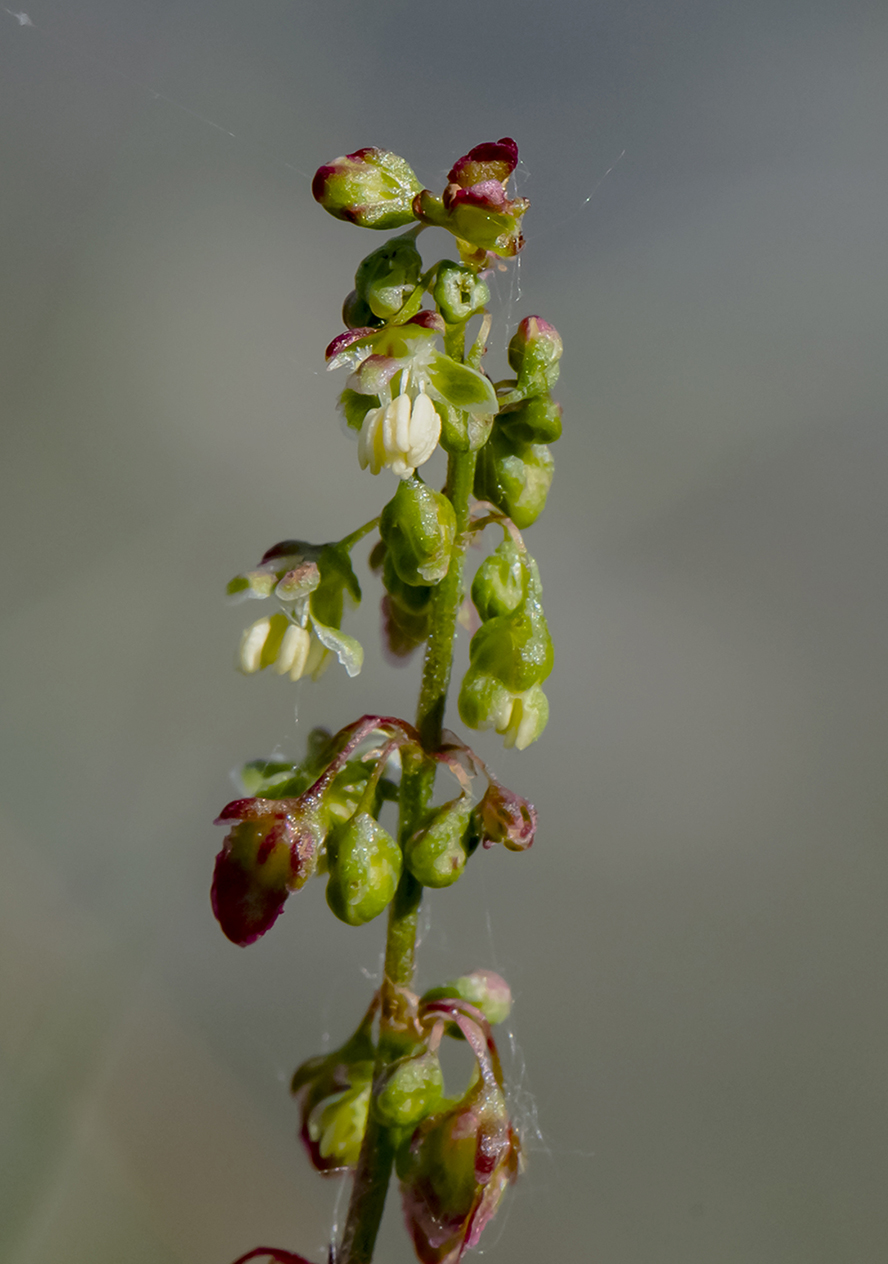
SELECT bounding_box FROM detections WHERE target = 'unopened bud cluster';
[215,137,562,1264]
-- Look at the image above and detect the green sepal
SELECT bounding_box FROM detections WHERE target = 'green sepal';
[471,538,526,622]
[354,232,423,320]
[497,392,563,445]
[309,614,364,679]
[339,388,381,432]
[426,351,497,412]
[432,261,490,325]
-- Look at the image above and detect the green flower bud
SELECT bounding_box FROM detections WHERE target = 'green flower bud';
[434,400,496,456]
[432,261,490,324]
[373,1050,445,1129]
[404,796,474,889]
[312,148,422,230]
[497,392,563,445]
[354,232,423,320]
[474,426,554,529]
[325,811,402,926]
[421,970,512,1028]
[471,538,525,621]
[507,315,563,392]
[380,477,456,586]
[467,570,553,694]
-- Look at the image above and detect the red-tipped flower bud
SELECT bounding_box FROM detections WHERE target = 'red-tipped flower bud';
[312,148,422,230]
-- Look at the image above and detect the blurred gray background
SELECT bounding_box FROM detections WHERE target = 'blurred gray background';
[2,2,887,1261]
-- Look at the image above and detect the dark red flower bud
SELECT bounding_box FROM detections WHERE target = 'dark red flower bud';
[211,798,323,946]
[477,778,538,851]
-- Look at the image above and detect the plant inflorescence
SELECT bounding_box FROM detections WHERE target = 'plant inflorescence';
[213,138,562,1264]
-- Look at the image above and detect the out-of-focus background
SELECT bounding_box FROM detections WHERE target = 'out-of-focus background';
[2,2,887,1261]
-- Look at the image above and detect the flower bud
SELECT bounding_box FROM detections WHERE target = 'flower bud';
[354,232,423,320]
[379,477,456,586]
[325,811,402,926]
[477,780,537,851]
[458,671,550,750]
[432,261,490,325]
[497,391,563,445]
[398,1070,520,1264]
[342,288,383,330]
[373,1049,445,1129]
[421,970,512,1028]
[211,799,323,946]
[467,573,554,695]
[448,138,519,190]
[471,538,525,622]
[404,795,474,889]
[507,315,563,392]
[312,148,421,230]
[413,138,528,261]
[473,426,554,529]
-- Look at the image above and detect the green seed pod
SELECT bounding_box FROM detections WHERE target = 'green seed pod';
[380,476,456,586]
[497,392,563,445]
[474,426,554,530]
[471,538,526,622]
[404,796,474,889]
[373,1049,445,1129]
[432,261,490,325]
[354,232,423,320]
[326,811,402,926]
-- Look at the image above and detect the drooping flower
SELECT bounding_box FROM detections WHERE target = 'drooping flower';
[398,1009,521,1264]
[228,541,364,681]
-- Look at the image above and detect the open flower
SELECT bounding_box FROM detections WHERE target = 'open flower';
[327,313,497,477]
[358,374,440,478]
[228,541,364,681]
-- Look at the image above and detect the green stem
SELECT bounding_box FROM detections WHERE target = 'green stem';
[337,448,477,1264]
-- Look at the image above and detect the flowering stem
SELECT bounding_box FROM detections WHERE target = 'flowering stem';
[337,448,476,1264]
